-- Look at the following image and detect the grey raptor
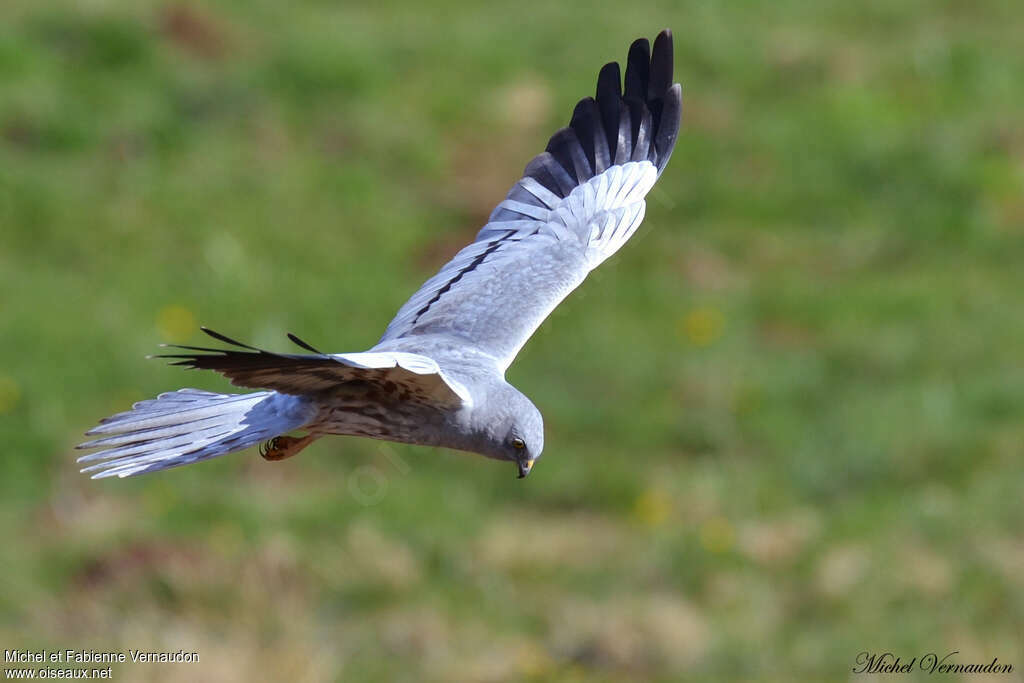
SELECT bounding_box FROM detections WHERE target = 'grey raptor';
[78,30,682,479]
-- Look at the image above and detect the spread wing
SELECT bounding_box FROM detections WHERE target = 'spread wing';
[159,328,471,407]
[378,30,682,371]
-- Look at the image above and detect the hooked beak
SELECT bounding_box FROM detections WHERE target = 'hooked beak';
[517,458,535,479]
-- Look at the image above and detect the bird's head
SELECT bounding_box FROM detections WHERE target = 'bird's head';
[464,383,544,478]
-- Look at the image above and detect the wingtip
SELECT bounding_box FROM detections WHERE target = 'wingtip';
[287,332,326,354]
[629,36,651,54]
[653,30,674,67]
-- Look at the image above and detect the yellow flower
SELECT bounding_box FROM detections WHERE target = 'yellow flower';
[680,307,724,347]
[633,487,673,527]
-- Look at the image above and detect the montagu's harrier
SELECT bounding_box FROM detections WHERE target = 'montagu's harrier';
[78,30,682,479]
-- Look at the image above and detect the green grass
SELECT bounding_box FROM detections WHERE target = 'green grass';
[2,0,1022,680]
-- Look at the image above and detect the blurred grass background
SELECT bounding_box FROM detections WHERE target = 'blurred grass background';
[1,0,1022,680]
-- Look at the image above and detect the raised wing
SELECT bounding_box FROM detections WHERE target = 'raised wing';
[159,328,471,406]
[378,30,681,371]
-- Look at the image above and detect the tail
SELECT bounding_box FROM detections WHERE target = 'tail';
[77,389,318,478]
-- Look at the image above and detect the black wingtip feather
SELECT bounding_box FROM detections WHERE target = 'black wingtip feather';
[287,332,325,355]
[569,98,603,175]
[545,128,583,185]
[200,327,262,351]
[649,30,674,100]
[624,97,647,157]
[595,62,622,158]
[519,30,681,204]
[157,343,235,355]
[654,83,682,173]
[624,38,651,100]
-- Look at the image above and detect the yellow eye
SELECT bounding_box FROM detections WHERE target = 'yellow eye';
[511,438,526,450]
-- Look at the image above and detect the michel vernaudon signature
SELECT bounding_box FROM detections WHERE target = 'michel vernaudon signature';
[853,651,1014,675]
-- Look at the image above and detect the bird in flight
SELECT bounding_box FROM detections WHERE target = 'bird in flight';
[78,30,682,479]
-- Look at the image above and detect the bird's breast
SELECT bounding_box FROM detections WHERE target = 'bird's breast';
[308,390,450,447]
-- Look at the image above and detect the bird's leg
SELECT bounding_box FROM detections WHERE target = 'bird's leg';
[260,433,320,462]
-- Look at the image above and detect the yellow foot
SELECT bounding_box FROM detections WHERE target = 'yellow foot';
[260,434,318,461]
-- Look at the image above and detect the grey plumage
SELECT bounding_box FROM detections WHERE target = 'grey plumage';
[77,30,682,479]
[78,390,316,478]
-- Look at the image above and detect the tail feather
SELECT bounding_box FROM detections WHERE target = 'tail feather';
[86,389,263,434]
[77,389,317,479]
[78,414,240,450]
